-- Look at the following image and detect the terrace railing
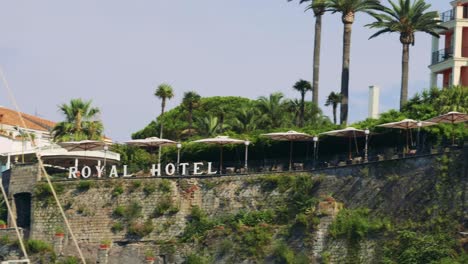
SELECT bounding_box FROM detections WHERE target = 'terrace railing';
[440,9,455,22]
[432,46,453,65]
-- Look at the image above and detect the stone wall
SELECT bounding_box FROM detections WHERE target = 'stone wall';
[10,149,466,263]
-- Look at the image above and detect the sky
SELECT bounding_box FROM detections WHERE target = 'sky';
[0,0,449,142]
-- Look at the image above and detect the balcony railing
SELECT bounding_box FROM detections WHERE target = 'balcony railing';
[432,47,453,65]
[440,9,455,22]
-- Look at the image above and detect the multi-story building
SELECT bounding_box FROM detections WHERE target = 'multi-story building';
[429,0,468,88]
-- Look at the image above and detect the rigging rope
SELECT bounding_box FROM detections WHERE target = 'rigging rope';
[0,68,87,264]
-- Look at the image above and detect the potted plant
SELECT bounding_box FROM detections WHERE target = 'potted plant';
[145,250,155,261]
[0,220,7,229]
[99,239,112,249]
[54,226,64,237]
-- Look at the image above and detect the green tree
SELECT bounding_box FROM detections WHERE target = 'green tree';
[155,83,175,162]
[324,0,382,125]
[52,98,103,142]
[195,114,222,137]
[367,0,445,109]
[233,105,259,133]
[289,0,327,107]
[325,91,342,125]
[292,79,312,127]
[256,93,286,129]
[154,83,174,136]
[285,99,302,127]
[182,91,202,137]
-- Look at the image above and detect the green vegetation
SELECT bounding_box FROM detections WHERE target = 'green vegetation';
[76,181,94,192]
[127,220,154,238]
[57,256,80,264]
[143,182,157,195]
[185,253,211,264]
[52,98,103,142]
[112,185,124,197]
[34,182,65,205]
[128,180,142,192]
[26,239,53,254]
[329,208,390,242]
[153,196,178,217]
[111,222,124,233]
[158,179,172,193]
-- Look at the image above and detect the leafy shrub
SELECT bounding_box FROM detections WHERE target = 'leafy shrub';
[77,181,94,192]
[158,180,172,193]
[112,185,124,197]
[26,239,53,254]
[128,180,142,192]
[111,222,124,233]
[113,206,125,217]
[143,183,157,195]
[185,253,210,264]
[181,206,216,242]
[34,182,65,204]
[127,220,154,238]
[153,197,173,217]
[57,256,80,264]
[235,225,273,257]
[329,208,390,242]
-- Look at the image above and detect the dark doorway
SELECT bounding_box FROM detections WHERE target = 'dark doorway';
[14,193,31,230]
[464,5,468,19]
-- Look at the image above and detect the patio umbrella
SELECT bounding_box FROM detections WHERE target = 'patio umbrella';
[377,119,436,154]
[425,111,468,145]
[58,140,110,168]
[320,127,366,160]
[192,136,245,173]
[125,137,177,163]
[262,130,313,171]
[58,140,109,152]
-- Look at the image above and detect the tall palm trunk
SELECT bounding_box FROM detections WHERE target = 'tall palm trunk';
[312,13,323,107]
[401,43,410,110]
[332,104,337,125]
[300,92,305,127]
[188,106,193,137]
[158,98,166,163]
[340,16,353,126]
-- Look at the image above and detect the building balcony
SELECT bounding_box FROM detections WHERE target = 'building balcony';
[432,47,454,65]
[440,9,455,22]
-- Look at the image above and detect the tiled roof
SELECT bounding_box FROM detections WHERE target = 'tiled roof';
[0,107,56,132]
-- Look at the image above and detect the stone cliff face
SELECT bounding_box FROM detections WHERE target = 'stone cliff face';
[4,147,467,263]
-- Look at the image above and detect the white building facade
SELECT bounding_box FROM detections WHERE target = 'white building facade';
[429,0,468,88]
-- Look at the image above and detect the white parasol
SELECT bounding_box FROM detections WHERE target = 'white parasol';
[262,130,313,171]
[425,112,468,145]
[192,136,246,173]
[125,137,177,163]
[320,127,366,160]
[378,119,436,153]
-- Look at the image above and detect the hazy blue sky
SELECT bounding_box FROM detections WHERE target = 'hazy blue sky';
[0,0,448,141]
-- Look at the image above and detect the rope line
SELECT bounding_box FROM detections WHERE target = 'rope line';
[0,68,87,264]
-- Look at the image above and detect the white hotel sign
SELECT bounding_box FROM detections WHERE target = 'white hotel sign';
[68,162,219,179]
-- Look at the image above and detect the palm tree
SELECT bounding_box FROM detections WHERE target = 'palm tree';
[182,91,201,137]
[292,79,312,127]
[195,114,221,137]
[325,92,342,124]
[324,0,381,125]
[154,83,174,162]
[233,105,259,133]
[288,0,327,107]
[155,83,175,118]
[284,98,302,126]
[367,0,445,109]
[256,93,286,129]
[53,98,103,141]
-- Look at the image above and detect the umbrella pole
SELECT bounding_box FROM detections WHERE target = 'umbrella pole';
[220,146,223,174]
[405,129,409,157]
[452,121,455,146]
[348,137,352,161]
[289,141,293,171]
